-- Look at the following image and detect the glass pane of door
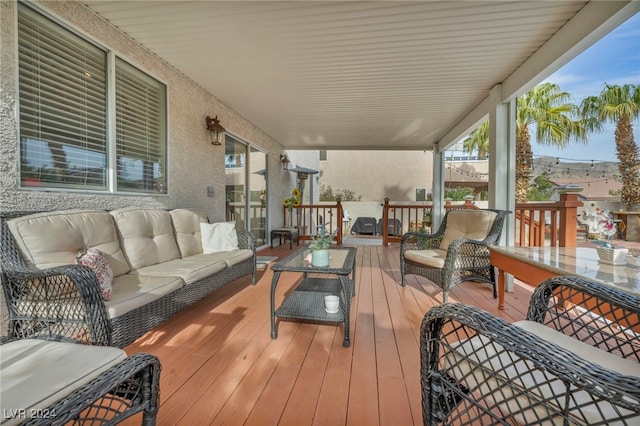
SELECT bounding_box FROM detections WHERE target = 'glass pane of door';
[249,147,267,246]
[225,136,268,247]
[225,137,246,230]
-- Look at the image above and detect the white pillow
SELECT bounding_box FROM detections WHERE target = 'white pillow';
[200,222,239,253]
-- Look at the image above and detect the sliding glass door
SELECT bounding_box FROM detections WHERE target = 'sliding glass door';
[225,136,267,247]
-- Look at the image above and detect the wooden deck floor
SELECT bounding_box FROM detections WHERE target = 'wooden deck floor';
[123,243,535,425]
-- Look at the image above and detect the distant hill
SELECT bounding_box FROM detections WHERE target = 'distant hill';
[533,156,621,200]
[532,156,619,180]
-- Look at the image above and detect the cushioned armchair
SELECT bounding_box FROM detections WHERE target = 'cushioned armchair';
[400,208,511,302]
[420,276,640,425]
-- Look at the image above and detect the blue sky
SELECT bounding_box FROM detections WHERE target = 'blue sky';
[536,12,640,163]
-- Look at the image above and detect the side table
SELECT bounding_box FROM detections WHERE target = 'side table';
[270,227,300,249]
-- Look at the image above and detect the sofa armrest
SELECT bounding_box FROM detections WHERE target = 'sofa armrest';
[21,352,161,426]
[236,228,256,252]
[1,264,111,346]
[526,275,640,362]
[421,303,640,425]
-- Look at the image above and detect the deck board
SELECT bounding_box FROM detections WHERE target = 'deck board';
[123,243,535,425]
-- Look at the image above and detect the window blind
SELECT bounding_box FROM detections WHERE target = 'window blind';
[18,4,107,189]
[115,58,167,193]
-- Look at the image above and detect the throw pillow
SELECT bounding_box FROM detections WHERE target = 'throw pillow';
[77,248,113,301]
[200,222,239,253]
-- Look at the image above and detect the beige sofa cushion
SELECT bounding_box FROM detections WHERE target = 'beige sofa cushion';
[134,250,253,285]
[440,209,497,251]
[6,210,130,276]
[0,339,126,426]
[105,273,184,318]
[445,320,640,425]
[110,208,180,270]
[404,248,447,268]
[170,209,208,258]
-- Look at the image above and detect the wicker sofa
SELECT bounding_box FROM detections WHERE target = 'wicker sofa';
[420,276,640,425]
[0,208,256,348]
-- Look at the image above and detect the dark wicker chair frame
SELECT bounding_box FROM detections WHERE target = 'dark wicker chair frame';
[400,208,511,302]
[0,211,256,348]
[420,276,640,425]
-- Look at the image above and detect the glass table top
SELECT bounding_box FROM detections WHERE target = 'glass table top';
[491,246,640,295]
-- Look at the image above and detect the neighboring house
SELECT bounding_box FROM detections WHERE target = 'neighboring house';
[316,150,490,202]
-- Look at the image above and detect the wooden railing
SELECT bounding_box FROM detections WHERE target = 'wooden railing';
[282,201,344,245]
[381,198,478,245]
[514,191,583,247]
[273,192,583,249]
[381,191,583,248]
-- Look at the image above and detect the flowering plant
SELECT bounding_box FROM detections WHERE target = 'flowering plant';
[283,188,301,211]
[309,225,337,250]
[578,204,615,238]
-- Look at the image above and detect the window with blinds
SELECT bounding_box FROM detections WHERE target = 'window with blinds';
[17,4,167,194]
[18,4,107,190]
[116,58,167,193]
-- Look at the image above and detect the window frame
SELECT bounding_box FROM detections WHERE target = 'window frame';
[16,2,168,196]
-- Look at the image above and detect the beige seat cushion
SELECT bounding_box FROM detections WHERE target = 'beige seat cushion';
[7,210,130,276]
[110,208,181,270]
[134,250,253,285]
[0,339,126,426]
[170,209,208,258]
[445,320,640,425]
[440,210,497,250]
[106,273,184,318]
[404,248,447,268]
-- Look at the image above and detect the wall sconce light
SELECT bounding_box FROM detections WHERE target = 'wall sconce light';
[280,154,290,171]
[206,115,226,145]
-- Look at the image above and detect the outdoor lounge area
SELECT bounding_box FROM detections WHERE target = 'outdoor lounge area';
[2,1,640,424]
[98,243,640,424]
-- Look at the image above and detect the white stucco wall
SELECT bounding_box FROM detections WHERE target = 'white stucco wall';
[318,150,435,202]
[0,0,290,226]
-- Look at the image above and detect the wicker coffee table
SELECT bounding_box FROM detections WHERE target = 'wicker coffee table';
[270,247,357,347]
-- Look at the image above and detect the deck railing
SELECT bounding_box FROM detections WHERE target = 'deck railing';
[381,191,584,248]
[275,191,583,249]
[380,198,478,245]
[282,201,344,245]
[514,191,583,247]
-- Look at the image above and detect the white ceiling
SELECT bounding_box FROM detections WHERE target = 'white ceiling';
[83,1,637,151]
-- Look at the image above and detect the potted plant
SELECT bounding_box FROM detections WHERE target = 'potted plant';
[309,226,337,267]
[580,206,629,264]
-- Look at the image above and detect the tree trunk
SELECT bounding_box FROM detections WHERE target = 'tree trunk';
[615,116,640,205]
[515,125,532,204]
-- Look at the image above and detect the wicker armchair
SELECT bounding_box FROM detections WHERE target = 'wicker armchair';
[400,208,510,302]
[1,336,161,426]
[420,276,640,425]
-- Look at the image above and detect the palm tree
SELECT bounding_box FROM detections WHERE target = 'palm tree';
[580,84,640,207]
[462,121,489,158]
[461,83,592,203]
[514,83,593,203]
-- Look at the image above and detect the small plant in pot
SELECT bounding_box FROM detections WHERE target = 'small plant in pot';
[309,226,337,267]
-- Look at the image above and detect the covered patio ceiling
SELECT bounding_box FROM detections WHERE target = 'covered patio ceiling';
[85,1,638,151]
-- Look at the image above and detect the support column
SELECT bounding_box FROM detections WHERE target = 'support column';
[488,84,516,291]
[432,143,445,229]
